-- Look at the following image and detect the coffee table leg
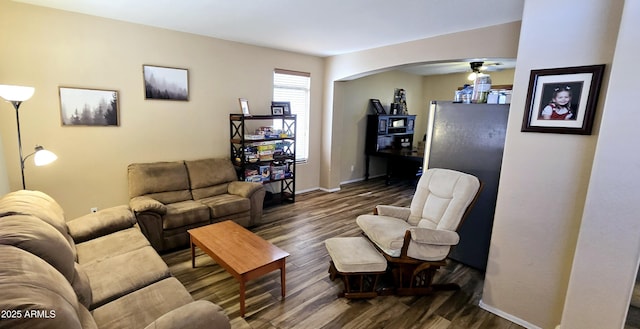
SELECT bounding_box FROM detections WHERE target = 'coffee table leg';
[190,238,196,268]
[280,259,286,298]
[239,279,246,317]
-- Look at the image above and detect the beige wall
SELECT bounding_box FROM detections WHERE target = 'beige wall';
[481,0,625,328]
[560,1,640,328]
[324,21,522,190]
[338,70,424,182]
[0,1,324,218]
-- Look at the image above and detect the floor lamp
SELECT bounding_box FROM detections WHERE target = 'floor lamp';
[0,84,57,189]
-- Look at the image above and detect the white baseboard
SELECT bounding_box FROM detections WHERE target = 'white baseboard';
[318,187,340,193]
[479,300,543,329]
[340,177,365,185]
[300,175,386,194]
[295,187,320,194]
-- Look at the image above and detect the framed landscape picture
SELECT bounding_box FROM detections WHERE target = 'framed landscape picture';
[59,87,119,126]
[143,65,189,101]
[521,64,605,135]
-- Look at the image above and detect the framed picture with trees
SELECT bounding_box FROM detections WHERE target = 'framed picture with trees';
[59,87,119,126]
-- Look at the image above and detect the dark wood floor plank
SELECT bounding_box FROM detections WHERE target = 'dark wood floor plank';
[162,178,524,329]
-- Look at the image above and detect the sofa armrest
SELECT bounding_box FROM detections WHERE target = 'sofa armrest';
[130,196,167,215]
[376,205,411,221]
[143,300,230,329]
[67,205,136,243]
[409,227,459,246]
[228,181,264,198]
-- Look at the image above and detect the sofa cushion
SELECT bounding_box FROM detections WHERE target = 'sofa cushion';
[72,262,93,309]
[0,245,82,329]
[78,304,99,329]
[0,190,77,256]
[185,158,237,199]
[143,301,230,329]
[92,277,194,329]
[67,205,136,243]
[128,161,192,204]
[75,227,150,264]
[83,246,171,310]
[0,214,76,283]
[162,200,210,230]
[191,184,231,201]
[199,194,250,218]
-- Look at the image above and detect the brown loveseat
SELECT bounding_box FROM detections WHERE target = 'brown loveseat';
[128,157,266,252]
[0,190,230,329]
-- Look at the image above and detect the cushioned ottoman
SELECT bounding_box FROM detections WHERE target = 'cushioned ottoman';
[325,236,387,298]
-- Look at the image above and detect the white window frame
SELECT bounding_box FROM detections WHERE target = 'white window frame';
[273,69,310,162]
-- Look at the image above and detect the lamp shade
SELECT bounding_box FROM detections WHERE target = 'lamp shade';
[33,146,57,166]
[0,85,35,102]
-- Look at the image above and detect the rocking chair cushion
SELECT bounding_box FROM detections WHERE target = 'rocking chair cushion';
[356,215,412,257]
[375,205,411,221]
[409,227,459,246]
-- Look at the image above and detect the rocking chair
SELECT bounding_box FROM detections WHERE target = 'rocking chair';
[356,168,481,296]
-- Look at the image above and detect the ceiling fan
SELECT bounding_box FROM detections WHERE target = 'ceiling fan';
[468,61,504,80]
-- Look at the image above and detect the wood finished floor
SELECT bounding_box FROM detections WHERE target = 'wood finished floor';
[162,178,524,329]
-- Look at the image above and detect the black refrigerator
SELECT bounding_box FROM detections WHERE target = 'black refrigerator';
[425,101,510,271]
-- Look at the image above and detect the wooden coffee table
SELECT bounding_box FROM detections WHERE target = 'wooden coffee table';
[188,220,289,317]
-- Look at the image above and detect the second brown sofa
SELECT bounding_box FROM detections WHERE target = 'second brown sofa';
[128,157,265,252]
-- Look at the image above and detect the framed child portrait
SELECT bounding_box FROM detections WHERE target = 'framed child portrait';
[521,64,605,135]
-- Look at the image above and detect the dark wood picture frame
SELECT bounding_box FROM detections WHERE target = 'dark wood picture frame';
[272,101,291,116]
[370,98,386,115]
[521,64,605,135]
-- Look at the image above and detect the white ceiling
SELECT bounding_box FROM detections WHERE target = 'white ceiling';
[15,0,524,58]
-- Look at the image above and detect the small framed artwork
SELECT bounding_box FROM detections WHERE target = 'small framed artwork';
[239,98,251,116]
[370,98,386,115]
[521,64,605,135]
[271,105,284,116]
[143,65,189,101]
[59,87,119,126]
[272,101,291,116]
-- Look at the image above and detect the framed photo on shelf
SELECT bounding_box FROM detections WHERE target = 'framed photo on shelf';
[271,105,284,115]
[142,65,189,101]
[239,98,251,116]
[521,64,605,135]
[272,101,291,116]
[370,98,386,115]
[59,87,119,126]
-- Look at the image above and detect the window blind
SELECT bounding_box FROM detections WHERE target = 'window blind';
[273,70,310,161]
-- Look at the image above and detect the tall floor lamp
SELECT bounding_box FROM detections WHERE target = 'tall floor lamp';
[0,84,57,189]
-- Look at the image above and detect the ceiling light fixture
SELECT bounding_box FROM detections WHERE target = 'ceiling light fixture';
[468,61,484,81]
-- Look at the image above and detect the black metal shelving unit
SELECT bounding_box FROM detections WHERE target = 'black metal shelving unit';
[229,114,296,205]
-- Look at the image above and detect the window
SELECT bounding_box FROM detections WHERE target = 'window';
[273,69,310,162]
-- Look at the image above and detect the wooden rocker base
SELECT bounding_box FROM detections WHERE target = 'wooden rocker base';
[328,261,384,299]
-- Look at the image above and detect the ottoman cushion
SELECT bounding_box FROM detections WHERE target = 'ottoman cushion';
[325,237,386,273]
